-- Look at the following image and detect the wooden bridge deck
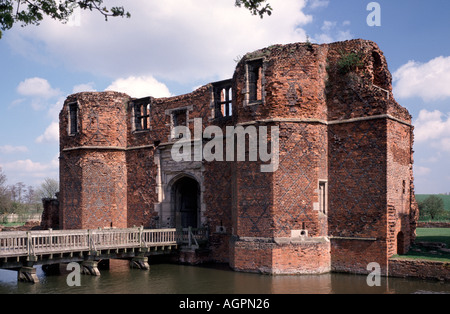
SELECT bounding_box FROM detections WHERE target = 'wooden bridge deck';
[0,227,208,282]
[0,227,177,259]
[0,227,179,272]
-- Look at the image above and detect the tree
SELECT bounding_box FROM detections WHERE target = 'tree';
[0,0,272,39]
[422,195,445,220]
[0,167,11,214]
[37,177,59,199]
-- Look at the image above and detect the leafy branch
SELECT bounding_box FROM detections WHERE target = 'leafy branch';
[0,0,130,38]
[235,0,272,18]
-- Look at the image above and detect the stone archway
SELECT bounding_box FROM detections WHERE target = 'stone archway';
[171,176,200,229]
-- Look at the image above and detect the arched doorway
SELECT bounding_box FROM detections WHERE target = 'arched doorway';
[171,176,200,229]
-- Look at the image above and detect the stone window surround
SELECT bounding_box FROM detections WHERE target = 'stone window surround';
[165,105,194,141]
[243,57,266,107]
[132,97,151,133]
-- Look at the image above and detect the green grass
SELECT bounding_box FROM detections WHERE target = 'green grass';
[393,228,450,262]
[0,222,25,228]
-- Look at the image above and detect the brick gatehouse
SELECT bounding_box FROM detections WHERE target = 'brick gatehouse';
[57,39,418,275]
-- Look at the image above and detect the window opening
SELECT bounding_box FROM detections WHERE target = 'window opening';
[68,102,78,135]
[213,79,233,118]
[319,181,327,215]
[247,59,263,103]
[133,97,151,131]
[172,109,187,127]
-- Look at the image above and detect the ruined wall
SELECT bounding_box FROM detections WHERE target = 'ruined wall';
[386,119,415,256]
[325,40,416,274]
[229,42,331,273]
[58,39,417,276]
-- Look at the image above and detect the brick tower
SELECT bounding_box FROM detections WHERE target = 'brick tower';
[59,92,130,229]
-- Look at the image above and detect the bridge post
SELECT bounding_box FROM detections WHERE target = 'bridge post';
[18,266,39,283]
[81,260,101,276]
[130,255,150,270]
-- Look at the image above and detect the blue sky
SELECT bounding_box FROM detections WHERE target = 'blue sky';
[0,0,449,194]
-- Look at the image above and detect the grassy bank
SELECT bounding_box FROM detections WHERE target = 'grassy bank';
[393,228,450,262]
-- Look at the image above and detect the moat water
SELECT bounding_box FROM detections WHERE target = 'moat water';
[0,259,449,294]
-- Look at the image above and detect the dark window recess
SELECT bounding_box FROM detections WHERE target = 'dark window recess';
[69,102,78,135]
[213,79,233,118]
[172,109,187,127]
[247,59,263,103]
[133,97,151,131]
[319,181,327,215]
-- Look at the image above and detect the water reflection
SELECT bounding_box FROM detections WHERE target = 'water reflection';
[0,259,449,294]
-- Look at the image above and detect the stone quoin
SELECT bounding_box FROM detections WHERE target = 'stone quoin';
[56,39,418,275]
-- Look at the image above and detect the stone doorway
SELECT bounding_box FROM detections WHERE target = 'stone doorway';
[171,176,200,229]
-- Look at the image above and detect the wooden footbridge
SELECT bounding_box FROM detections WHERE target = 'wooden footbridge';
[0,227,207,283]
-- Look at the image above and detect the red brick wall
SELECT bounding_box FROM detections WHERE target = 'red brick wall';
[389,258,450,282]
[387,119,415,256]
[274,122,328,238]
[231,239,330,274]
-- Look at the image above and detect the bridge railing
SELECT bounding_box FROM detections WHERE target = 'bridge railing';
[178,227,209,248]
[0,227,177,258]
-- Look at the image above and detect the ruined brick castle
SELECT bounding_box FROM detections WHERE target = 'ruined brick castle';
[58,39,418,275]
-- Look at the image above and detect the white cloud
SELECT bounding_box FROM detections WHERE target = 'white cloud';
[413,109,450,143]
[16,77,62,110]
[0,156,59,184]
[6,0,312,83]
[72,82,96,93]
[439,137,450,152]
[1,159,49,173]
[414,166,431,176]
[413,109,450,158]
[321,21,336,32]
[313,20,353,44]
[308,0,329,9]
[17,77,60,99]
[106,76,172,98]
[0,145,28,154]
[36,122,60,144]
[393,56,450,101]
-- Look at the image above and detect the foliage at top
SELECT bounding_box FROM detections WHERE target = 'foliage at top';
[336,51,365,75]
[0,0,272,39]
[0,0,129,38]
[235,0,272,18]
